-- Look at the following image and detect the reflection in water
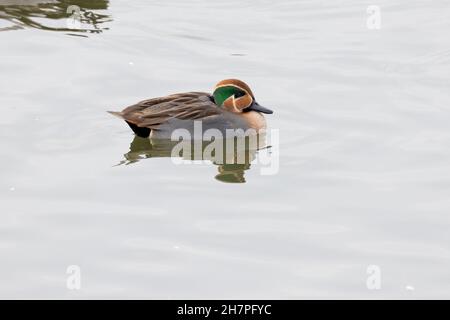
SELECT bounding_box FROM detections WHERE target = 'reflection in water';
[119,135,268,183]
[0,0,111,34]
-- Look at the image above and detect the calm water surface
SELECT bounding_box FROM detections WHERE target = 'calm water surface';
[1,0,450,298]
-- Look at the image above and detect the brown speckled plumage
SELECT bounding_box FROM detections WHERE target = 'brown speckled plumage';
[109,92,222,131]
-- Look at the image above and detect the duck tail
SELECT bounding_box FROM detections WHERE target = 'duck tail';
[108,111,151,138]
[107,111,124,119]
[125,121,151,138]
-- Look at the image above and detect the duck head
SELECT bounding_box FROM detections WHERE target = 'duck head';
[212,79,273,114]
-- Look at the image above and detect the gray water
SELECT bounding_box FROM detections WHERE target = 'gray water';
[1,0,450,298]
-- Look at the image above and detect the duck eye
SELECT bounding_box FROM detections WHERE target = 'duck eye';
[234,91,245,98]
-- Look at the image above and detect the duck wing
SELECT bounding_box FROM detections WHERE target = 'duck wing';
[110,92,222,130]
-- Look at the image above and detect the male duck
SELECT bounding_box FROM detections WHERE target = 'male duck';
[109,79,273,139]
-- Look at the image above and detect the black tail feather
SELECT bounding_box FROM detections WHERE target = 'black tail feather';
[126,121,151,138]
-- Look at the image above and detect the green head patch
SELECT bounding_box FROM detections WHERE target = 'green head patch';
[213,86,246,107]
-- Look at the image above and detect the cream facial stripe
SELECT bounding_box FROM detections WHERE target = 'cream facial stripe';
[223,95,240,112]
[214,84,252,98]
[214,84,253,109]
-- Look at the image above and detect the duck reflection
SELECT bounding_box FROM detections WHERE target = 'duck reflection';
[119,135,268,183]
[0,0,111,34]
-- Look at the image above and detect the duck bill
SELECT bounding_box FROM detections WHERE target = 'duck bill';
[245,101,273,114]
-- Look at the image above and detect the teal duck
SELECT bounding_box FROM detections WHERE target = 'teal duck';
[109,79,273,139]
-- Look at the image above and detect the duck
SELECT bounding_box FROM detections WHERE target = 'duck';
[108,79,273,139]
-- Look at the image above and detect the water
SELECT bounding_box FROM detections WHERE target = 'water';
[1,0,450,298]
